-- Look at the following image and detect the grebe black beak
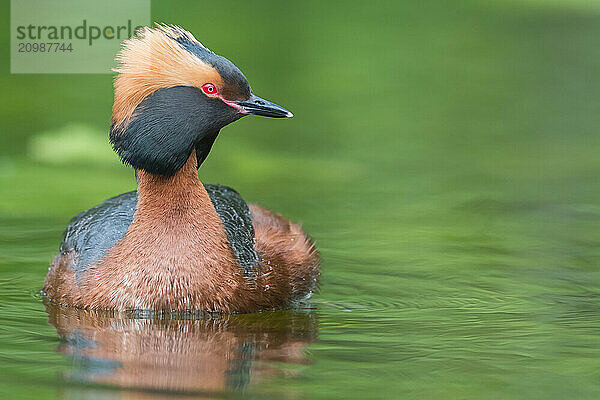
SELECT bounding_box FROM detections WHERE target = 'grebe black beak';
[234,94,293,118]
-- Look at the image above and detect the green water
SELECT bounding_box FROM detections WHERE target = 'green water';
[1,1,600,399]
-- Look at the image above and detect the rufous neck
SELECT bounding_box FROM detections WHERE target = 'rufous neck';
[135,151,205,214]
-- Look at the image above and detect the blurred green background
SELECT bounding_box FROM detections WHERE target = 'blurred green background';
[1,1,600,399]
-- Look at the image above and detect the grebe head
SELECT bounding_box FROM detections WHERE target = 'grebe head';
[110,25,292,177]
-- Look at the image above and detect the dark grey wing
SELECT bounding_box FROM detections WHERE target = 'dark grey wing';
[60,191,137,275]
[204,184,258,277]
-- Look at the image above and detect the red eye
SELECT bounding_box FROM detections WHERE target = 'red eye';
[201,83,218,96]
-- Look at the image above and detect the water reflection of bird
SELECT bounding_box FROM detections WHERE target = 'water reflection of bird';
[43,26,320,312]
[45,303,317,396]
